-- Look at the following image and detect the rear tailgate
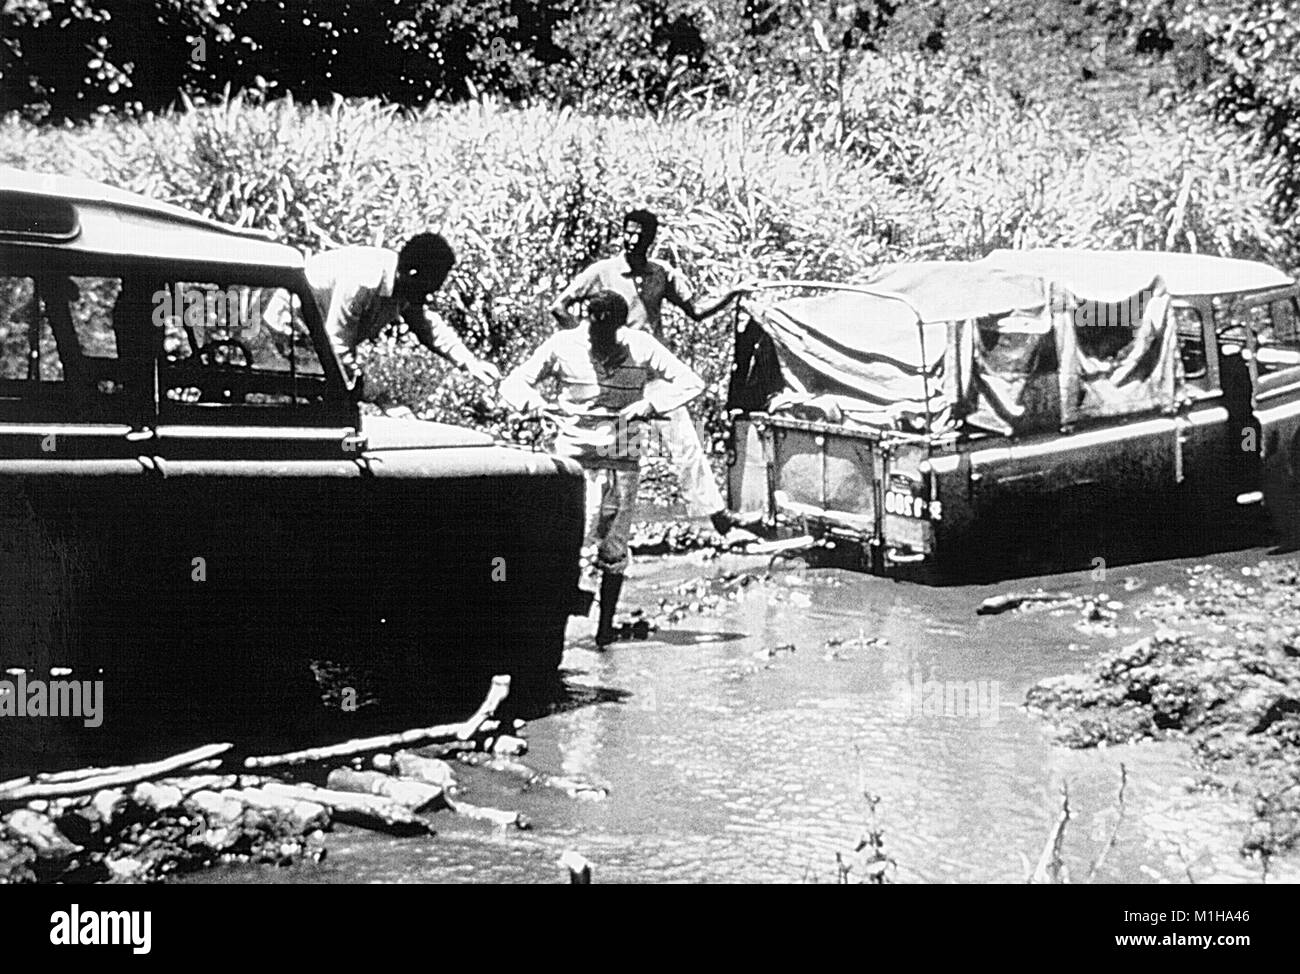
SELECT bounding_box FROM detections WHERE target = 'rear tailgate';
[756,413,936,566]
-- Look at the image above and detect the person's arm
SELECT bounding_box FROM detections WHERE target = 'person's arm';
[498,338,557,415]
[549,265,601,330]
[619,334,705,420]
[664,265,743,322]
[404,304,501,386]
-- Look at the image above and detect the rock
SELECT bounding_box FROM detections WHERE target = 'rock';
[132,782,185,814]
[91,788,126,827]
[489,735,529,756]
[325,769,444,813]
[225,788,329,832]
[185,790,245,830]
[2,808,81,860]
[0,836,36,884]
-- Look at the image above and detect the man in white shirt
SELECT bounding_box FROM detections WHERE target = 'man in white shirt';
[550,209,744,534]
[299,233,499,396]
[501,290,704,646]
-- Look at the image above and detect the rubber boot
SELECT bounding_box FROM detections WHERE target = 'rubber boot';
[595,571,624,648]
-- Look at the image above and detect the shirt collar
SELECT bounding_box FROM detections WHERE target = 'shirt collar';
[618,253,655,279]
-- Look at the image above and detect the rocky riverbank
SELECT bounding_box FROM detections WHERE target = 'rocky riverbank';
[0,677,607,884]
[1027,558,1300,865]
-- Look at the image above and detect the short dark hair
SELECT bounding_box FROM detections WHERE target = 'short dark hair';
[588,290,628,329]
[397,232,456,294]
[623,208,659,240]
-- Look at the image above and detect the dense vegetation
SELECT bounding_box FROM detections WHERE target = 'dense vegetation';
[2,1,1296,470]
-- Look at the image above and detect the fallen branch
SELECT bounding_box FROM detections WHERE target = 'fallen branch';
[1086,763,1128,883]
[1029,783,1072,884]
[242,721,502,770]
[978,590,1076,616]
[0,744,232,806]
[243,676,513,770]
[455,675,511,740]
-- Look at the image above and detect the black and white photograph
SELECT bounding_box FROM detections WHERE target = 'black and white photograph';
[0,0,1294,923]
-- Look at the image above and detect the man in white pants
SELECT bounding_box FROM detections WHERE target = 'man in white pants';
[550,209,743,535]
[501,290,704,646]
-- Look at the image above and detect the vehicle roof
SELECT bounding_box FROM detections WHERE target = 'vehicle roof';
[0,168,304,274]
[746,249,1297,331]
[980,248,1295,298]
[744,259,1160,329]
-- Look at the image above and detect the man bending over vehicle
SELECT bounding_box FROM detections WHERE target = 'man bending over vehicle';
[277,233,499,399]
[550,209,745,535]
[501,290,704,647]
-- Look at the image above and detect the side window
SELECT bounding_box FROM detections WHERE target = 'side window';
[157,282,326,410]
[158,283,321,375]
[1225,298,1300,374]
[1255,297,1300,373]
[1074,293,1148,362]
[0,275,131,420]
[1173,305,1209,390]
[0,276,39,380]
[70,277,121,360]
[975,313,1058,373]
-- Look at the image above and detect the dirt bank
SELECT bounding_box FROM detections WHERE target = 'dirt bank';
[1027,558,1300,865]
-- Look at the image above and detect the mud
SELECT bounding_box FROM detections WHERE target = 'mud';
[1027,558,1300,863]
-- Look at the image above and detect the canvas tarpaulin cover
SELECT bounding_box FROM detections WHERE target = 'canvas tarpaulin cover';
[750,261,1178,436]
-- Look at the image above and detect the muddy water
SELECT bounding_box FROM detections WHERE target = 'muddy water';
[190,541,1299,885]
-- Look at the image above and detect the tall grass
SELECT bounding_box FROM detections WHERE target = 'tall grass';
[0,52,1287,460]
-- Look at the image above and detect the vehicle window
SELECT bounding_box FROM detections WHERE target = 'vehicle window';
[1268,296,1300,345]
[0,274,134,421]
[975,313,1058,373]
[1074,293,1148,362]
[1223,299,1300,375]
[157,282,326,411]
[1173,305,1210,390]
[0,276,40,380]
[70,276,121,360]
[1219,303,1270,348]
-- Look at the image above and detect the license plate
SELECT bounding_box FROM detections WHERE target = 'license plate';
[884,486,927,519]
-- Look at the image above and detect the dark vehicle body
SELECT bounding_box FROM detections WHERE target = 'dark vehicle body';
[725,251,1300,577]
[0,169,585,718]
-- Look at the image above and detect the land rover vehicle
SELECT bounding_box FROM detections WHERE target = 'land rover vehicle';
[724,250,1300,576]
[0,169,587,719]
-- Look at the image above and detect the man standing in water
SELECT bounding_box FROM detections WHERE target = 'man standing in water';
[550,209,745,535]
[501,290,704,646]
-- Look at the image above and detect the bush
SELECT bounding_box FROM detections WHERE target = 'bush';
[0,49,1288,459]
[1100,0,1300,257]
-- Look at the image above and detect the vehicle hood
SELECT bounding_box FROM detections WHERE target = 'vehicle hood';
[360,415,494,451]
